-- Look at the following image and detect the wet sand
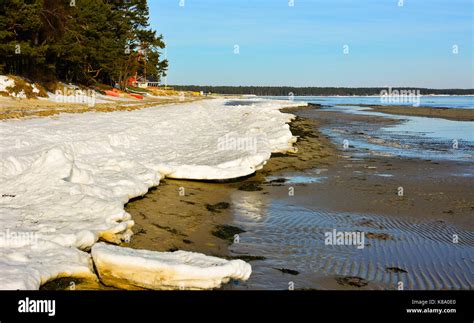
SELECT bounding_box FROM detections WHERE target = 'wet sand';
[296,109,474,227]
[42,106,336,290]
[123,109,336,255]
[42,105,473,290]
[353,104,474,121]
[124,106,472,290]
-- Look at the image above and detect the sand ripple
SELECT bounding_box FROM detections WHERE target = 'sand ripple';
[231,202,473,290]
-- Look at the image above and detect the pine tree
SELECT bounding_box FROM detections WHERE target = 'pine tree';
[0,0,48,78]
[0,0,168,87]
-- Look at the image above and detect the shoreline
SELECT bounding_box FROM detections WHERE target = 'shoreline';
[45,103,473,290]
[121,106,474,290]
[297,108,473,227]
[332,104,473,121]
[42,104,332,290]
[364,105,474,121]
[3,98,472,290]
[1,98,303,290]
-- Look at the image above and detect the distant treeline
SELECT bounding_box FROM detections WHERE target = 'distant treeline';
[170,86,474,96]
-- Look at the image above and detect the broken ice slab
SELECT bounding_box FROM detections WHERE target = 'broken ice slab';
[91,243,251,290]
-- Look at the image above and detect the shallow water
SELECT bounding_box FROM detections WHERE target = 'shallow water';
[321,126,473,161]
[222,99,474,290]
[262,96,474,161]
[312,105,473,161]
[263,95,474,109]
[373,173,394,178]
[266,173,327,184]
[228,198,473,290]
[123,98,473,291]
[384,116,474,142]
[326,104,474,141]
[225,100,259,106]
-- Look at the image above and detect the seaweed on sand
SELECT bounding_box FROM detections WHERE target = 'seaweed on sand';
[238,182,263,191]
[212,225,246,243]
[205,202,231,213]
[335,276,369,288]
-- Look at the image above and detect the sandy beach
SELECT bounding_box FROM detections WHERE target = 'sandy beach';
[1,97,301,290]
[0,95,205,120]
[363,104,474,121]
[42,102,473,290]
[2,1,473,320]
[125,106,473,290]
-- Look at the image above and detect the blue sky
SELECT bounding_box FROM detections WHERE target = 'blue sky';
[148,0,473,88]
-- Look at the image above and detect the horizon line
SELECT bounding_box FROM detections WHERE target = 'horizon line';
[167,85,474,90]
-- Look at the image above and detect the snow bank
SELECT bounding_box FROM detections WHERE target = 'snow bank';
[0,98,305,289]
[0,75,27,98]
[0,241,96,290]
[0,75,107,104]
[0,75,15,92]
[92,243,251,290]
[0,75,46,99]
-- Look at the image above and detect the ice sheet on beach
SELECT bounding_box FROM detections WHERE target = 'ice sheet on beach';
[91,243,251,290]
[0,240,96,290]
[0,98,303,289]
